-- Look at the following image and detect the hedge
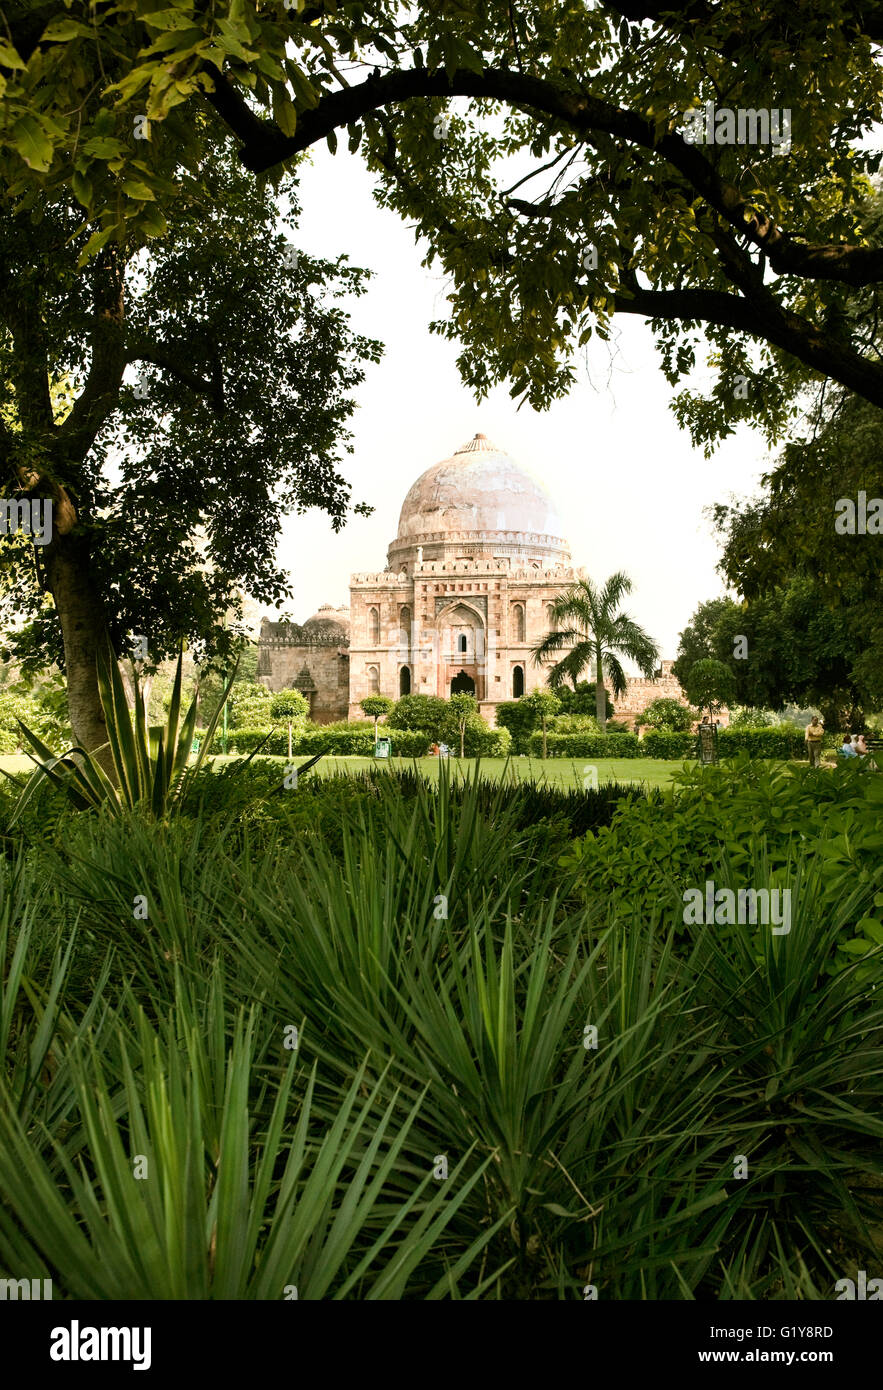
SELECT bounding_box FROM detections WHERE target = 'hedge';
[209,725,433,757]
[528,731,642,758]
[461,726,512,757]
[716,725,806,759]
[205,724,517,758]
[639,726,809,760]
[640,730,697,760]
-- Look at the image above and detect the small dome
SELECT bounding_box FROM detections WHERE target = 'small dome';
[303,602,350,631]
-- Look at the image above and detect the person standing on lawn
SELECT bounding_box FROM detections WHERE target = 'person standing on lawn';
[805,715,824,767]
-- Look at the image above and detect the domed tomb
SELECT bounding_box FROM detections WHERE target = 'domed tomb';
[386,433,571,571]
[302,602,351,638]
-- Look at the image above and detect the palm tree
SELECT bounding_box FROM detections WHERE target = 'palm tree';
[531,572,660,732]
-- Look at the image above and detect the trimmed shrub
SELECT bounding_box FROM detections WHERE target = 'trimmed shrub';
[269,689,309,721]
[640,726,807,761]
[385,729,432,756]
[387,694,449,739]
[462,725,511,757]
[317,719,374,734]
[219,726,288,755]
[640,730,697,760]
[528,731,641,758]
[717,725,805,759]
[292,729,376,755]
[210,725,432,757]
[552,713,601,734]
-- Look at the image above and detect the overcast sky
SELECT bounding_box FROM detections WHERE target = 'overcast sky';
[269,144,773,662]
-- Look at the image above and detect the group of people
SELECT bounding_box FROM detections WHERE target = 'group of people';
[804,715,872,767]
[839,733,870,759]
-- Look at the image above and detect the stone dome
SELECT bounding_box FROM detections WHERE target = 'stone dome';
[303,602,350,632]
[387,433,570,570]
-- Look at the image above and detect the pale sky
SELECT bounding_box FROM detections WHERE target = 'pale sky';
[270,145,772,662]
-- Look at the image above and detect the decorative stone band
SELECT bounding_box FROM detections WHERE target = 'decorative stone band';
[351,564,584,583]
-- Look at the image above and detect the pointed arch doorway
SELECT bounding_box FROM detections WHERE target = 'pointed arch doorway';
[450,670,476,697]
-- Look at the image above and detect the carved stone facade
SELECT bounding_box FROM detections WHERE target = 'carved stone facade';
[256,610,350,723]
[257,433,694,727]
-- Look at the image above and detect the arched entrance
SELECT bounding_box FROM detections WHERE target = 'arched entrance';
[450,670,475,696]
[399,665,411,695]
[512,664,525,698]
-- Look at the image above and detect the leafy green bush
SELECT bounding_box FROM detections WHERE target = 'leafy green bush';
[528,731,641,758]
[716,725,805,759]
[639,726,807,761]
[387,694,449,739]
[562,755,883,981]
[216,726,433,757]
[457,724,511,757]
[555,682,612,719]
[313,719,373,734]
[495,700,536,753]
[728,705,776,729]
[551,713,601,734]
[636,697,696,732]
[219,680,272,729]
[384,729,433,756]
[0,727,19,754]
[269,689,310,721]
[0,686,72,751]
[640,730,697,759]
[216,726,288,755]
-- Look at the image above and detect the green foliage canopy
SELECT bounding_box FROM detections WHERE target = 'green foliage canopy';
[3,3,883,438]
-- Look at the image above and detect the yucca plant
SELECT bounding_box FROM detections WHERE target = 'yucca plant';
[4,641,322,824]
[0,988,509,1299]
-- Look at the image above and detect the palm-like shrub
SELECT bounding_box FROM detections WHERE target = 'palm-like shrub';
[6,641,235,822]
[2,763,882,1299]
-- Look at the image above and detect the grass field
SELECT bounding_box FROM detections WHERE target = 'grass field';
[0,751,685,788]
[206,753,686,789]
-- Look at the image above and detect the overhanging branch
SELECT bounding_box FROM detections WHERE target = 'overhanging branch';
[202,63,883,290]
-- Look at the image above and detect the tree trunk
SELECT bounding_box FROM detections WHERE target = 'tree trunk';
[42,532,112,770]
[541,716,547,759]
[595,653,606,733]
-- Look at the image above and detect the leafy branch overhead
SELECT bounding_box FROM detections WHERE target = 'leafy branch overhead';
[2,2,883,439]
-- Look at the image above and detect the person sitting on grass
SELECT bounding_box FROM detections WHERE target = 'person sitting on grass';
[839,734,858,758]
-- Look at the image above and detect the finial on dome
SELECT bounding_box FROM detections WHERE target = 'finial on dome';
[454,432,499,454]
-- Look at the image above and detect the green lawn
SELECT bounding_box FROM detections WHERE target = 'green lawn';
[0,751,683,788]
[206,753,686,789]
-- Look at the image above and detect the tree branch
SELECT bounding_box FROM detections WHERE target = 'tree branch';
[375,112,883,406]
[613,275,883,403]
[203,63,883,290]
[61,245,127,455]
[127,341,225,415]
